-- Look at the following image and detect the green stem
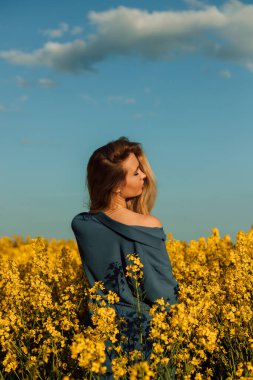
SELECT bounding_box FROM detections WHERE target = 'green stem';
[135,280,143,349]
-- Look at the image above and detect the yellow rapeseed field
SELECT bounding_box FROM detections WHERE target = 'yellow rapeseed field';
[0,227,252,379]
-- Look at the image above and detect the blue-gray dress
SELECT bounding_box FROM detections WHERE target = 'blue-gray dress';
[71,211,179,379]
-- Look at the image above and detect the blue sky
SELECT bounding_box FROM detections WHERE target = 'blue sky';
[1,0,253,243]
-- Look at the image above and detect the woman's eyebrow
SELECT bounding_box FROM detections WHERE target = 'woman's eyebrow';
[134,165,140,172]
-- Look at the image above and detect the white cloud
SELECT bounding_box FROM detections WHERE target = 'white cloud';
[245,62,253,72]
[125,98,136,104]
[1,2,253,73]
[40,22,69,38]
[70,26,84,35]
[107,96,136,105]
[1,40,91,73]
[16,95,29,102]
[132,112,144,119]
[81,94,97,105]
[15,75,57,88]
[0,95,28,113]
[219,69,231,78]
[0,104,6,112]
[81,94,135,105]
[132,111,155,119]
[40,23,83,38]
[38,78,57,88]
[16,75,31,87]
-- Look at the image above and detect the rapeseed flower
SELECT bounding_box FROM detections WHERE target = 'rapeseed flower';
[0,226,252,379]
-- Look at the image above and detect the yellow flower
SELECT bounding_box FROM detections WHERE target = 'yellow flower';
[129,361,155,380]
[71,334,107,375]
[1,225,253,379]
[112,356,128,379]
[235,362,244,377]
[126,253,144,284]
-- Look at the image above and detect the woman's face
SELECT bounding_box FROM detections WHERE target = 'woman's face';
[119,153,147,199]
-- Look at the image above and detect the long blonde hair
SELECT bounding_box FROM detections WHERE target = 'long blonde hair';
[86,136,157,215]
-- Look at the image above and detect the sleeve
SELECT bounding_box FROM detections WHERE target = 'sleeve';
[71,214,82,236]
[138,240,180,309]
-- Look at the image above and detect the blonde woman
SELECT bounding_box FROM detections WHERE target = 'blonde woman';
[71,136,179,379]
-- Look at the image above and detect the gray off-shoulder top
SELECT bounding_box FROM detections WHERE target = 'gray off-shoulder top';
[71,210,180,377]
[71,211,179,311]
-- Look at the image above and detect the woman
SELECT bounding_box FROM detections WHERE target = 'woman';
[71,136,179,378]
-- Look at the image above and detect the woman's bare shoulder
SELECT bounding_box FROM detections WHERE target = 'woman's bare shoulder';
[125,210,163,228]
[140,214,163,228]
